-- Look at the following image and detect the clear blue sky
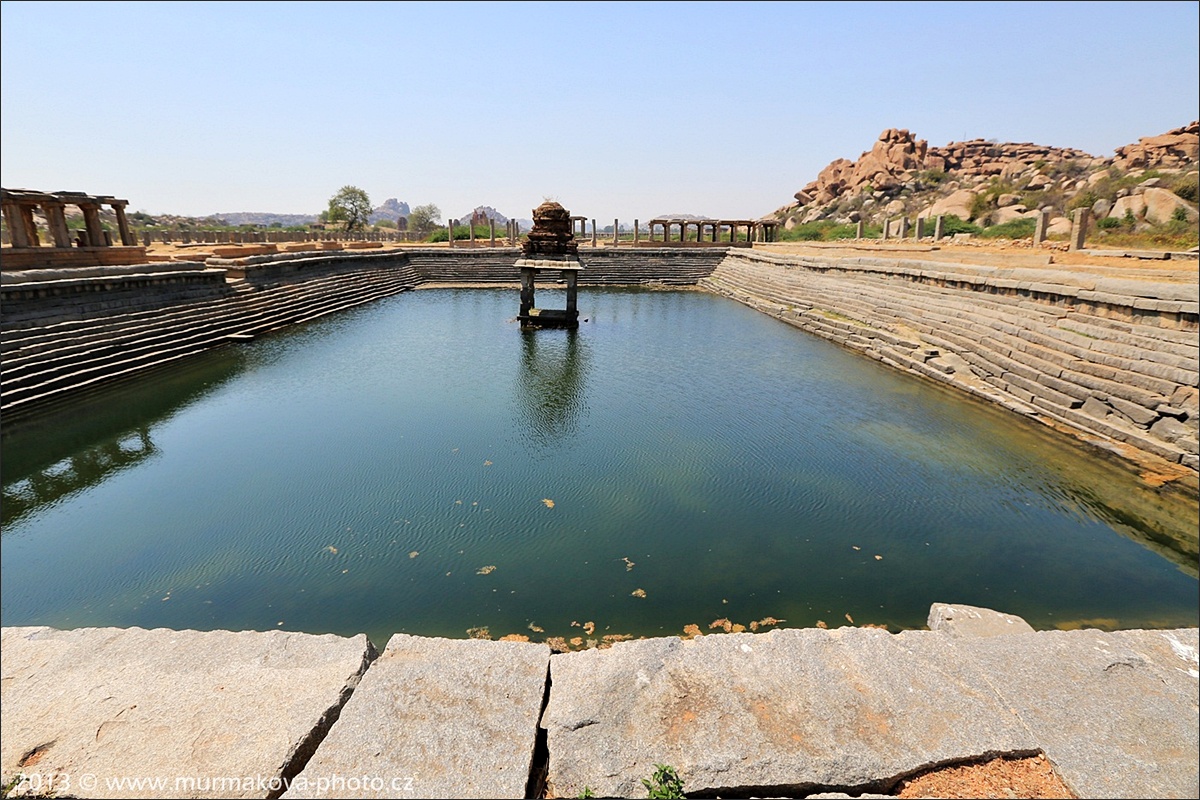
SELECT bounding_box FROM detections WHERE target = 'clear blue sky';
[2,1,1197,224]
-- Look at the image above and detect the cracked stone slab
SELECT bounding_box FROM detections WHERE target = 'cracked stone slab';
[542,627,1036,799]
[0,626,373,799]
[927,602,1035,638]
[283,634,550,800]
[952,627,1199,799]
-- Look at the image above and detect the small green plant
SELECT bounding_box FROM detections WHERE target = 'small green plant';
[577,787,596,799]
[968,192,994,221]
[936,214,982,236]
[1123,208,1137,227]
[1172,174,1198,203]
[1096,216,1122,230]
[1067,190,1099,212]
[1172,206,1190,223]
[979,218,1037,240]
[642,764,686,799]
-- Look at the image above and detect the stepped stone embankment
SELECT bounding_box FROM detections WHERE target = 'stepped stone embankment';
[701,249,1200,480]
[3,612,1197,799]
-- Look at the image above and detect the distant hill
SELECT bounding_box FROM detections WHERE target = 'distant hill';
[651,212,711,220]
[369,198,410,226]
[211,211,317,227]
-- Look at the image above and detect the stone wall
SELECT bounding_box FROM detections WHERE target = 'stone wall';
[0,265,230,329]
[1,246,149,270]
[703,250,1199,476]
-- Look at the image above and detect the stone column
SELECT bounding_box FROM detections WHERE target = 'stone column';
[934,215,945,241]
[898,217,909,238]
[110,201,136,246]
[519,267,535,317]
[634,219,640,245]
[914,217,925,240]
[565,270,578,315]
[2,200,32,247]
[591,219,597,247]
[78,202,107,247]
[40,200,72,247]
[1033,209,1049,246]
[448,220,456,248]
[19,204,41,246]
[469,220,476,246]
[612,219,618,246]
[881,218,890,240]
[1068,208,1089,252]
[489,218,496,247]
[855,219,864,239]
[142,231,152,246]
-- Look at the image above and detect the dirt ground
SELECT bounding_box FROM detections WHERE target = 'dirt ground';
[895,752,1075,799]
[755,239,1198,283]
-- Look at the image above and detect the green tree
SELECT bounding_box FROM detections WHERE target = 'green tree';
[408,203,441,235]
[327,185,372,232]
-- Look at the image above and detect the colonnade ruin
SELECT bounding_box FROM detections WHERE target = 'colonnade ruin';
[1,188,147,270]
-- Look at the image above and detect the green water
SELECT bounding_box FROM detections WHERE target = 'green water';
[2,288,1196,647]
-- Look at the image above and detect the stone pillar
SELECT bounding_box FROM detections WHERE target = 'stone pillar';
[565,269,578,315]
[855,219,864,239]
[612,219,618,246]
[469,220,476,246]
[1033,209,1049,246]
[79,202,106,247]
[881,218,890,240]
[142,230,152,246]
[40,200,72,247]
[591,219,597,247]
[1068,208,1089,252]
[634,219,640,245]
[448,219,456,248]
[489,218,496,247]
[519,267,535,317]
[914,217,925,240]
[19,204,41,246]
[898,217,909,238]
[2,201,32,247]
[110,201,136,245]
[934,215,945,241]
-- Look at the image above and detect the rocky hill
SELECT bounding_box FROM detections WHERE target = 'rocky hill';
[368,198,410,226]
[776,122,1199,237]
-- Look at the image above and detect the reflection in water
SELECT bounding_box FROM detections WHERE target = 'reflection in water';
[1,347,246,527]
[515,329,588,448]
[2,429,156,528]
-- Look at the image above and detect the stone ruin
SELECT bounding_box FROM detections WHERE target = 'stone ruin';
[516,201,581,329]
[521,200,579,259]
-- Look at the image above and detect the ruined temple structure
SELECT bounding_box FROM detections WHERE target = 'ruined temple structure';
[515,201,581,329]
[1,188,148,269]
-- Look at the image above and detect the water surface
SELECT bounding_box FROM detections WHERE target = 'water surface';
[3,288,1196,647]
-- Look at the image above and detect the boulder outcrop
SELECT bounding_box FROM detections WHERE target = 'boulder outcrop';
[1111,121,1200,171]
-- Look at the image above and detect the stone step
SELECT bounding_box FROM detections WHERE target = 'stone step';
[2,273,413,415]
[2,272,406,385]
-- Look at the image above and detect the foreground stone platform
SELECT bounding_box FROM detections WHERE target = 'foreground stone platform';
[1,609,1197,799]
[283,635,550,799]
[0,626,374,799]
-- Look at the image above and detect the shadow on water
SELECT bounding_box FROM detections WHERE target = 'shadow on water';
[514,327,589,448]
[1,348,247,529]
